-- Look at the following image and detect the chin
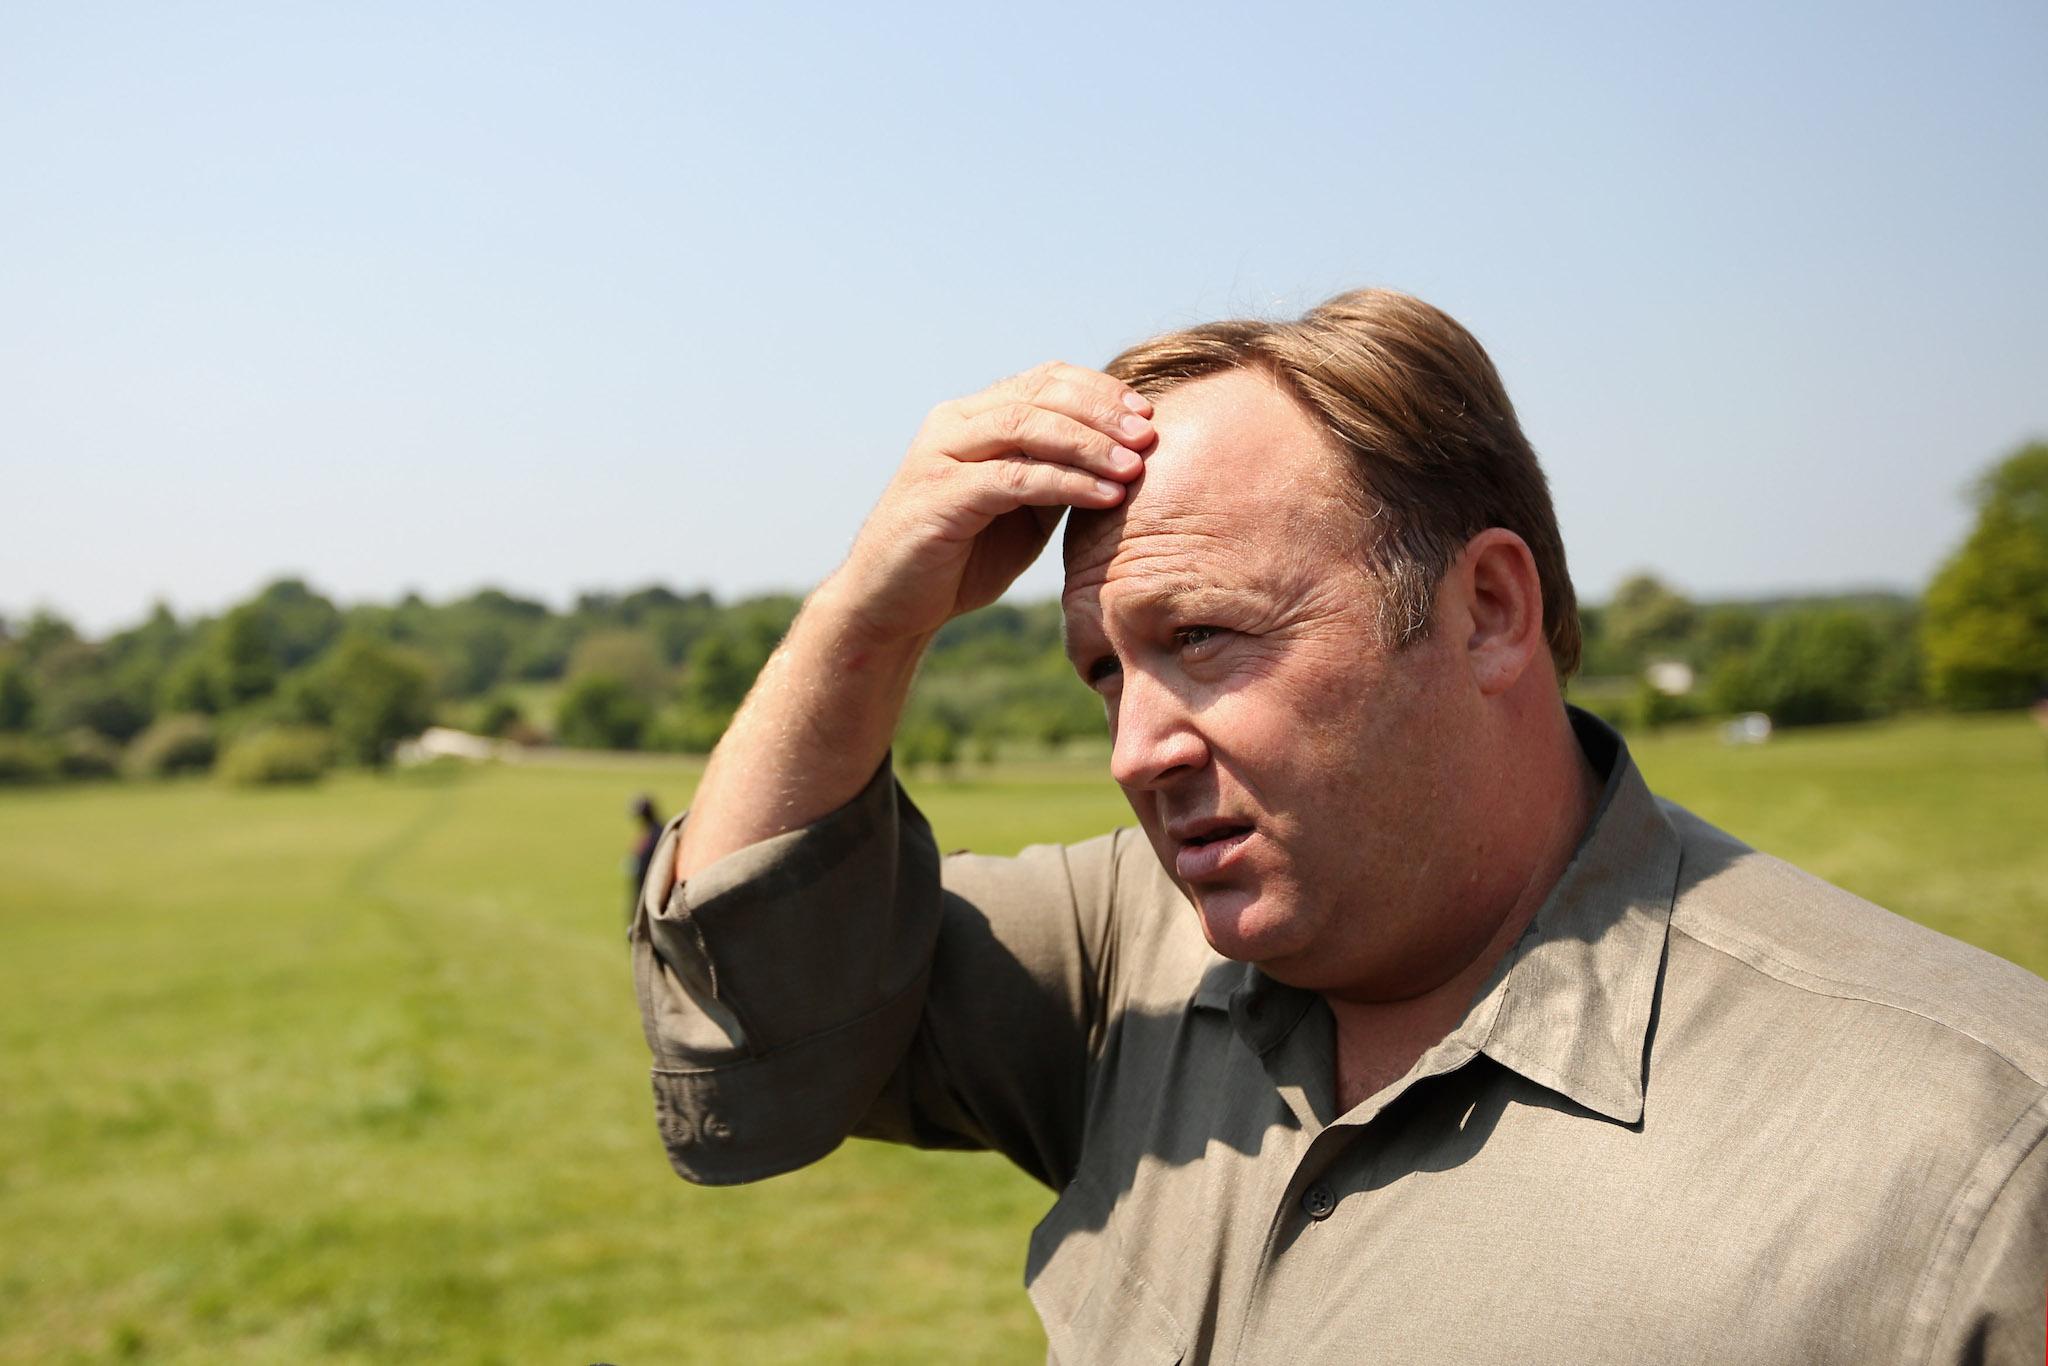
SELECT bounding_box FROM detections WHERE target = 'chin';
[1191,885,1317,966]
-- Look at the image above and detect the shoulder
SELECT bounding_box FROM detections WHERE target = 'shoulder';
[1658,797,2048,1089]
[937,827,1219,1010]
[976,827,1220,1014]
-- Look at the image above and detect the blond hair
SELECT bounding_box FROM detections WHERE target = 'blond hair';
[1106,288,1582,678]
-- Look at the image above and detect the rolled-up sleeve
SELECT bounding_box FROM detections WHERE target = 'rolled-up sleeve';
[631,757,1120,1191]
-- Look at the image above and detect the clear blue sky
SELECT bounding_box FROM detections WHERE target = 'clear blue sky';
[5,1,2044,634]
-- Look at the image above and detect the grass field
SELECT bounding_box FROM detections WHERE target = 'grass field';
[2,714,2043,1363]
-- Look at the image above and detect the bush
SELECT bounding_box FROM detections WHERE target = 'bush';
[476,693,524,738]
[0,734,58,784]
[643,702,728,754]
[556,675,650,750]
[1749,609,1885,727]
[57,729,122,779]
[896,719,960,774]
[315,637,436,766]
[125,714,218,778]
[217,726,338,786]
[1633,681,1701,732]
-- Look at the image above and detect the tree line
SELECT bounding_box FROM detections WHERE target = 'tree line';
[2,442,2041,785]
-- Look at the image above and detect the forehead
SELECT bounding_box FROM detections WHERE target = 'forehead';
[1061,368,1358,606]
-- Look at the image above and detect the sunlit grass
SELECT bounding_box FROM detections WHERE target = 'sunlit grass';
[1,714,2042,1361]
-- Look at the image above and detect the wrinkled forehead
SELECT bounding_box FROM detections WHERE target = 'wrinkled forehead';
[1060,368,1360,601]
[1059,465,1235,596]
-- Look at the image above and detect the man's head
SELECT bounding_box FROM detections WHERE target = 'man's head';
[1059,290,1590,1001]
[1101,288,1578,677]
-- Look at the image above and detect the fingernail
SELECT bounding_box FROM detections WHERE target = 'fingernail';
[1121,391,1151,415]
[1112,445,1142,473]
[1119,412,1151,441]
[1094,479,1123,499]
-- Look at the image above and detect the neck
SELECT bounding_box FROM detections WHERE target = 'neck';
[1326,702,1602,1112]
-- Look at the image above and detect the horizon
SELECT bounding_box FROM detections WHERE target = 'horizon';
[3,564,1933,645]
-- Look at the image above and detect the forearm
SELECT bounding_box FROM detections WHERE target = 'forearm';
[675,575,930,882]
[673,361,1150,883]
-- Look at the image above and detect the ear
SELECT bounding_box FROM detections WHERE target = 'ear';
[1454,528,1545,698]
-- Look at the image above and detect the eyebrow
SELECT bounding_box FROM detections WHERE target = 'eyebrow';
[1113,581,1240,619]
[1059,581,1246,669]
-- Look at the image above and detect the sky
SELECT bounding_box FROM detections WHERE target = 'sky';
[4,1,2044,635]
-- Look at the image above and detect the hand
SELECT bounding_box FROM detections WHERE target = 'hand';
[827,362,1155,645]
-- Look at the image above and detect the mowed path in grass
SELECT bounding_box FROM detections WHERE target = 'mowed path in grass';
[1,715,2042,1362]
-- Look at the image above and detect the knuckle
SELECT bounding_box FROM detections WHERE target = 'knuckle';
[997,457,1034,494]
[1038,376,1084,416]
[991,402,1033,444]
[915,401,960,446]
[1025,360,1067,400]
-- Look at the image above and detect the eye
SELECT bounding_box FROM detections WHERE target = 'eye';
[1175,625,1227,657]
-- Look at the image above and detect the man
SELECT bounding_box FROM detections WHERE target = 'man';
[631,290,2048,1362]
[623,792,663,933]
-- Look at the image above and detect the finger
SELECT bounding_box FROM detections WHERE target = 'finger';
[957,361,1155,446]
[959,456,1127,518]
[942,403,1145,481]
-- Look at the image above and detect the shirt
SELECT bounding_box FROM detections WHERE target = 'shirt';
[630,710,2048,1364]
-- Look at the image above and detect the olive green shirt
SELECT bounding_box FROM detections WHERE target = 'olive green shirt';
[631,714,2048,1363]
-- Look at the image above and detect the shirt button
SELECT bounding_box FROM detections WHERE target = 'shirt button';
[1301,1182,1337,1221]
[705,1115,734,1143]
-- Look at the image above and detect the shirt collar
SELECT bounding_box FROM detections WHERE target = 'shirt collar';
[1190,706,1679,1127]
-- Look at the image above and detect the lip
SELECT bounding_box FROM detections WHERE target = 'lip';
[1171,819,1257,882]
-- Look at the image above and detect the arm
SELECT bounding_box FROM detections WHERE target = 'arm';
[636,363,1155,1185]
[1922,1098,2048,1365]
[676,362,1154,881]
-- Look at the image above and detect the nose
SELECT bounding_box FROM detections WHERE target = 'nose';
[1108,667,1208,791]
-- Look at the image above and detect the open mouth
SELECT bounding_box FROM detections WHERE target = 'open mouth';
[1174,823,1256,879]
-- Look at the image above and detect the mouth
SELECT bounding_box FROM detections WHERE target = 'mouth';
[1171,820,1257,881]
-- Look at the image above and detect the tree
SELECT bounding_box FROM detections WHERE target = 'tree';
[1921,441,2048,710]
[567,630,668,702]
[250,578,343,669]
[157,651,220,715]
[682,632,757,716]
[556,675,651,750]
[674,601,797,743]
[16,610,77,664]
[213,605,282,707]
[313,637,435,766]
[0,657,34,731]
[1693,605,1762,670]
[1604,574,1696,663]
[1748,609,1884,726]
[26,639,148,742]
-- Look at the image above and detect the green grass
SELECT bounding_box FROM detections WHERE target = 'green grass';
[1627,713,2048,973]
[1,714,2043,1362]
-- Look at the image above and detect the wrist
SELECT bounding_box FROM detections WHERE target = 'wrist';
[802,572,939,671]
